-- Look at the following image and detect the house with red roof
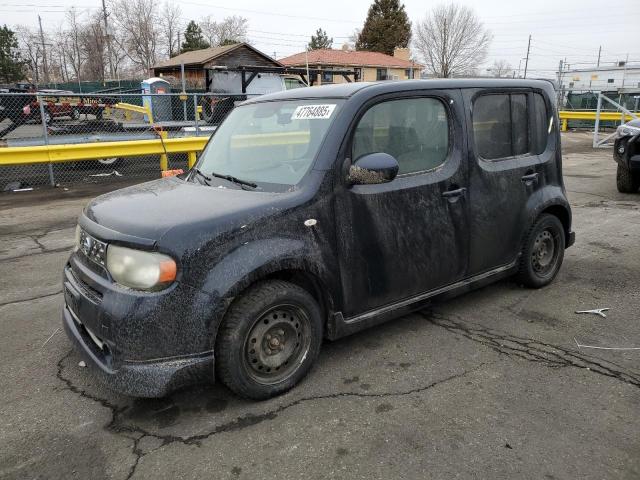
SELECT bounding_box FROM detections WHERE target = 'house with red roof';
[279,47,423,85]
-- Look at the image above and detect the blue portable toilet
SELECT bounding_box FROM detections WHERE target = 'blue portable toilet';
[141,77,172,122]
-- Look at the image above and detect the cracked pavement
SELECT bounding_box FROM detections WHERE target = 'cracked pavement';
[1,132,639,479]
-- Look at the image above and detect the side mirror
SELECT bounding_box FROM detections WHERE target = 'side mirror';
[347,152,399,185]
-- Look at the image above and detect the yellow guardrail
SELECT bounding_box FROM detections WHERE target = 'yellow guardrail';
[558,110,638,131]
[0,136,209,170]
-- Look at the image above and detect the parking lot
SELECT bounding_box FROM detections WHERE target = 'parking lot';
[0,131,638,480]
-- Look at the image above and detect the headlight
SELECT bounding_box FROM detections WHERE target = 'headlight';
[620,126,640,136]
[106,245,177,290]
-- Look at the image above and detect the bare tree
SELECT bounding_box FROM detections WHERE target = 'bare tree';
[216,16,248,45]
[413,3,491,78]
[110,0,160,74]
[51,25,70,82]
[15,25,41,83]
[199,15,217,47]
[200,15,248,47]
[81,13,107,82]
[161,1,182,58]
[490,59,512,78]
[65,8,85,81]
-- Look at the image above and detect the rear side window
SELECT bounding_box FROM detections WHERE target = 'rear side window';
[532,93,550,154]
[473,92,551,160]
[352,97,449,175]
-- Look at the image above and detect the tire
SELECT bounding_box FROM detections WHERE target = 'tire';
[616,164,639,193]
[41,109,52,125]
[515,214,565,289]
[97,157,120,167]
[215,280,323,400]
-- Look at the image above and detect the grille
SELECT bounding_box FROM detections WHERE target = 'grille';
[69,266,103,304]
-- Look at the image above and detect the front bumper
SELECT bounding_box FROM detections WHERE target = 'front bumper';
[63,305,212,397]
[62,250,217,397]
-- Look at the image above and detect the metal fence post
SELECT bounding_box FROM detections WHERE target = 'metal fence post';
[37,93,56,186]
[593,92,602,149]
[193,94,200,136]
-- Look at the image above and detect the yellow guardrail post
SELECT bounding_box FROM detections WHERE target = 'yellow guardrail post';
[187,151,198,169]
[158,131,169,171]
[562,119,568,132]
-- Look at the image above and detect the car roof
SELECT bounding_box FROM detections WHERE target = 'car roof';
[244,78,556,104]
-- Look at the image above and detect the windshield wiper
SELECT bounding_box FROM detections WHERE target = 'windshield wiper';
[210,171,257,190]
[192,168,211,186]
[192,168,257,190]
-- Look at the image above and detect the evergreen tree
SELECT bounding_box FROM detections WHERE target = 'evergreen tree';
[181,20,210,53]
[0,25,24,83]
[356,0,411,55]
[308,28,333,50]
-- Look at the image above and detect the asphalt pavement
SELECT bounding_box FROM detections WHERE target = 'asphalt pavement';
[0,131,639,480]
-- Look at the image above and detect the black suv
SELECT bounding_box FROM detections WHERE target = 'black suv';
[63,79,575,400]
[613,120,640,193]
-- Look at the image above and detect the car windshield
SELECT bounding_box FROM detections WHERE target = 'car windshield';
[197,99,344,190]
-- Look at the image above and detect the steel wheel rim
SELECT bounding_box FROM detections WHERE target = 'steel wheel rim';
[243,304,311,385]
[531,229,558,275]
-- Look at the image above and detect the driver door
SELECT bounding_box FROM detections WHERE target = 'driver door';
[335,90,469,317]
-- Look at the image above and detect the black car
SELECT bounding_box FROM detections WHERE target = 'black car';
[63,79,575,400]
[613,119,640,193]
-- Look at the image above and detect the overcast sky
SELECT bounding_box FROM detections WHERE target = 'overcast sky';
[1,0,637,78]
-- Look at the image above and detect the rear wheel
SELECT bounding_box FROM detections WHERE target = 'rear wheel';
[215,280,322,400]
[516,214,565,288]
[616,164,639,193]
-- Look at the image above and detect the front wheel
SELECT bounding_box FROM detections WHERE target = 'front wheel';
[515,214,565,288]
[215,280,323,400]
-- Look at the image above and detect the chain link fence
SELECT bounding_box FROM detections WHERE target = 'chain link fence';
[0,91,257,191]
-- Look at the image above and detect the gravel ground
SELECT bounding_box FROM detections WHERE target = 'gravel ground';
[0,131,638,480]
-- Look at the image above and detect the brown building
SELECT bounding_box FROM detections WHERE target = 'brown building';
[279,48,423,85]
[152,43,282,89]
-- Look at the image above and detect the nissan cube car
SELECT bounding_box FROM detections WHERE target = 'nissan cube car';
[63,79,575,400]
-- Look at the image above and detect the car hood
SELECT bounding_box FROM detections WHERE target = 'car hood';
[83,176,294,247]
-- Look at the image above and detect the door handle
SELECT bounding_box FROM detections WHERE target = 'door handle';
[521,172,539,184]
[442,187,467,199]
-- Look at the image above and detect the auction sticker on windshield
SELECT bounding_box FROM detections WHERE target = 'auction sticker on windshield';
[292,104,337,120]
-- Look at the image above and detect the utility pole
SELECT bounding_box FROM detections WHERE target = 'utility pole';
[37,15,49,84]
[596,45,601,67]
[102,0,115,80]
[523,34,531,79]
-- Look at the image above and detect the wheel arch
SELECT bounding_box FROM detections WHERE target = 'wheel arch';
[200,238,339,346]
[541,203,571,247]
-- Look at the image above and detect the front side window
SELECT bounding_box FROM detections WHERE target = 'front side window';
[352,97,449,175]
[197,100,344,190]
[473,94,512,159]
